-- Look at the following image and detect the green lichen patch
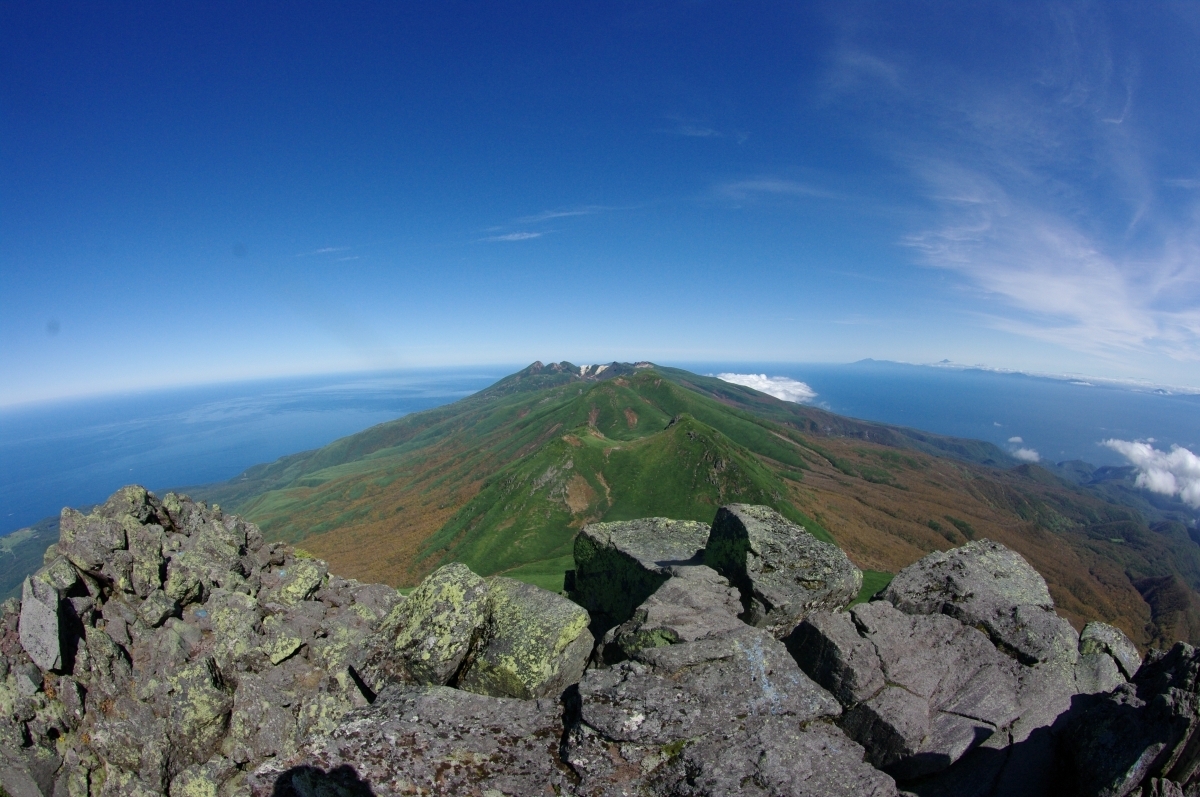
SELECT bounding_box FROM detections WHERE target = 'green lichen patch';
[458,576,592,700]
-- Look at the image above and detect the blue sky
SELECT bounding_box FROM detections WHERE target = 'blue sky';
[3,1,1199,405]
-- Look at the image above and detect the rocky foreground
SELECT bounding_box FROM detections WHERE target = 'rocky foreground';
[3,490,1200,796]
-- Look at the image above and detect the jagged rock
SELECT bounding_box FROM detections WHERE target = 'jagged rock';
[881,539,1079,667]
[1064,642,1200,797]
[705,504,863,635]
[570,517,709,628]
[458,576,592,699]
[19,576,62,672]
[358,562,486,692]
[247,684,573,797]
[598,563,744,663]
[788,608,886,706]
[566,624,893,796]
[1081,621,1143,680]
[0,486,390,797]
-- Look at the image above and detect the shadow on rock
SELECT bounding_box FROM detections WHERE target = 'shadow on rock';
[269,764,375,797]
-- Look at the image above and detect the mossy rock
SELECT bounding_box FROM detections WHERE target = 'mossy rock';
[359,563,489,691]
[458,576,592,700]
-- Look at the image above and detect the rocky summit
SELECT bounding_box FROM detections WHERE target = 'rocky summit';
[3,488,1200,796]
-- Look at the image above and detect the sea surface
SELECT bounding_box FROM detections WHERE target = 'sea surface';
[3,360,1199,537]
[0,369,510,535]
[692,360,1200,468]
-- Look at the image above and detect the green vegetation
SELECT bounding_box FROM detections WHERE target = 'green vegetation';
[945,516,977,540]
[852,570,894,606]
[0,515,59,601]
[171,361,1200,649]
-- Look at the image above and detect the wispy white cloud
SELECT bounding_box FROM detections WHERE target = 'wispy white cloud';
[674,125,722,138]
[825,6,1200,366]
[716,373,817,403]
[657,115,732,139]
[718,178,836,201]
[484,232,543,242]
[517,206,607,223]
[1008,436,1023,443]
[1103,439,1200,508]
[298,246,351,257]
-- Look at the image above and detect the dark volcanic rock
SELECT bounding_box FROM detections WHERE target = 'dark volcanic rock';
[6,495,1191,797]
[597,564,744,663]
[705,504,862,636]
[1064,642,1200,797]
[1,486,397,797]
[566,624,894,796]
[248,684,574,797]
[571,517,709,629]
[881,539,1079,667]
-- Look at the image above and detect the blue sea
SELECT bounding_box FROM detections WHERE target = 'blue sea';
[3,360,1199,537]
[0,369,510,535]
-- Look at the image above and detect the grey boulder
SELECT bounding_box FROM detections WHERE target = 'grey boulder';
[570,516,709,628]
[880,539,1079,667]
[598,563,744,663]
[705,504,862,635]
[566,623,894,796]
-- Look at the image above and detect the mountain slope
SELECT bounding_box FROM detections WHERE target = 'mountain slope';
[191,362,1200,649]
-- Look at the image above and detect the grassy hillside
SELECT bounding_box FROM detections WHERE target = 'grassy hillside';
[187,362,1200,649]
[0,515,59,601]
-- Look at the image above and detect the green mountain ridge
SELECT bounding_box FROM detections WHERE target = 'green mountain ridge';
[5,362,1200,650]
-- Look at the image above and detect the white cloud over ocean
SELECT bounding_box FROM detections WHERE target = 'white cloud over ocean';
[717,373,817,403]
[1103,439,1200,508]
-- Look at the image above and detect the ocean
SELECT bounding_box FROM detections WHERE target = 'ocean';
[3,360,1198,537]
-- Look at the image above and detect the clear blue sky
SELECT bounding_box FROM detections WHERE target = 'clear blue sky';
[3,1,1199,405]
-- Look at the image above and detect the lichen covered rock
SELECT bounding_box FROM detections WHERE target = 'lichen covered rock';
[358,562,489,692]
[458,576,592,699]
[0,486,398,797]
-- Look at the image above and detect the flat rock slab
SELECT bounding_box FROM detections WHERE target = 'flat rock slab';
[248,685,573,797]
[568,625,893,796]
[704,504,862,636]
[458,576,593,700]
[572,518,709,628]
[881,540,1078,667]
[19,576,62,672]
[791,602,1024,781]
[600,564,744,663]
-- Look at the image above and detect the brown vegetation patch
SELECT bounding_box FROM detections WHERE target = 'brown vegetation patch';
[565,474,597,515]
